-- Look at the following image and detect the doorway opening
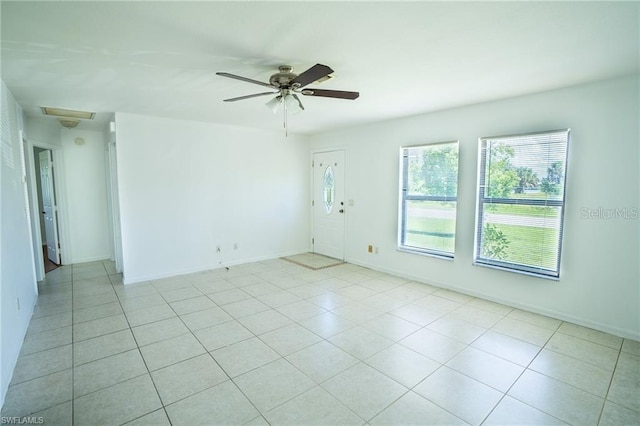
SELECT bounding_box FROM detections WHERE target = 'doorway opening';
[43,245,60,273]
[32,147,63,273]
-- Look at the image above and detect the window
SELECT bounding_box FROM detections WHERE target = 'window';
[399,142,459,258]
[323,166,335,214]
[474,129,570,278]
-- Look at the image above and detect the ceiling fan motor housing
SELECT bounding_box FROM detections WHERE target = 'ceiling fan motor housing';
[269,66,297,88]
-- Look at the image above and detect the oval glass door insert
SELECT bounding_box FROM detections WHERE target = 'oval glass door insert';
[323,166,335,214]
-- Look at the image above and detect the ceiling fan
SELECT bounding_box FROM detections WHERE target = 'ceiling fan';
[216,64,359,135]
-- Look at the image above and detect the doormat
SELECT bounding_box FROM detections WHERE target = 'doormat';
[282,253,345,270]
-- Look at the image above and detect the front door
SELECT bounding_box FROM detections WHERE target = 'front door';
[312,150,345,260]
[39,150,61,264]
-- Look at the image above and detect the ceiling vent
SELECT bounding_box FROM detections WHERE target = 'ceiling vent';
[41,107,95,120]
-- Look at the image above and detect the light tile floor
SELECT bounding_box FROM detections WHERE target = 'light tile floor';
[2,259,639,425]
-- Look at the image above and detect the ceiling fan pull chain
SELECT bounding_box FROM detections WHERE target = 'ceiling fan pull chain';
[284,100,288,137]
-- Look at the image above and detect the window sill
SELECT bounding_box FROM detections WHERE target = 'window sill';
[473,260,560,281]
[397,246,454,261]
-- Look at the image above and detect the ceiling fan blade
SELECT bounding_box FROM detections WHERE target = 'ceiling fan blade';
[223,92,278,102]
[292,94,305,111]
[291,64,334,88]
[216,72,275,89]
[301,89,359,100]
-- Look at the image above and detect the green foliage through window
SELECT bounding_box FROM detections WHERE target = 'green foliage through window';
[486,144,519,198]
[408,145,458,197]
[481,223,509,260]
[475,130,569,278]
[400,142,459,258]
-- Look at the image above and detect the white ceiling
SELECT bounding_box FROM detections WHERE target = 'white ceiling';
[2,1,638,135]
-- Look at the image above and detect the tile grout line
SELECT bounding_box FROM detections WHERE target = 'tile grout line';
[396,299,504,426]
[213,271,326,418]
[71,264,75,426]
[257,273,429,423]
[476,320,560,425]
[595,342,623,425]
[167,267,318,424]
[158,284,236,416]
[161,266,363,422]
[71,262,122,421]
[373,296,490,424]
[227,272,369,424]
[110,268,174,425]
[153,271,282,423]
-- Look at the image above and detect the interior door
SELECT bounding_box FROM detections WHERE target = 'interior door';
[39,150,61,264]
[313,150,345,260]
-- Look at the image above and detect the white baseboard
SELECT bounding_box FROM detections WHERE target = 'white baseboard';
[346,258,640,341]
[120,251,638,340]
[69,254,111,264]
[122,248,310,285]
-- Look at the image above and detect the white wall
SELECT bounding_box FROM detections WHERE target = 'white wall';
[25,118,62,148]
[115,113,310,284]
[59,128,111,263]
[0,80,38,407]
[310,75,640,339]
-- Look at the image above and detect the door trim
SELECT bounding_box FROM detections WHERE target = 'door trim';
[25,139,69,281]
[310,147,348,261]
[107,140,124,273]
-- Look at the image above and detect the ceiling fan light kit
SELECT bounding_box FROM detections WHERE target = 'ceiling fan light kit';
[216,64,359,135]
[59,119,80,128]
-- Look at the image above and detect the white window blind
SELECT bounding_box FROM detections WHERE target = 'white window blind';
[399,142,459,258]
[474,129,570,278]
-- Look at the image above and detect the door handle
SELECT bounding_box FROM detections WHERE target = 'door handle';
[339,209,344,213]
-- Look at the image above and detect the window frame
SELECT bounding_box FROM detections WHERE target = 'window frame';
[473,129,570,279]
[398,140,459,259]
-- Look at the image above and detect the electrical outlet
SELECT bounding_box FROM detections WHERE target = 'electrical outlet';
[375,247,379,254]
[233,243,238,250]
[368,245,373,253]
[216,245,221,253]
